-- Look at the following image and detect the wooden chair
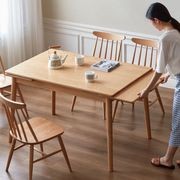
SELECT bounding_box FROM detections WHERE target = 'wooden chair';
[71,31,126,118]
[0,56,28,117]
[0,93,72,180]
[48,45,61,115]
[113,37,165,121]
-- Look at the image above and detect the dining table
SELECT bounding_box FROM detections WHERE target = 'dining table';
[5,49,153,172]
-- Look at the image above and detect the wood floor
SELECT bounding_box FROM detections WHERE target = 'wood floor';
[0,86,180,180]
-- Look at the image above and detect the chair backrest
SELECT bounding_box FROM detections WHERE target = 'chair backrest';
[92,31,125,61]
[0,56,6,74]
[0,93,37,143]
[131,38,159,69]
[48,45,61,50]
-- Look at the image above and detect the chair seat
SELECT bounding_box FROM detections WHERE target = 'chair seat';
[0,74,12,89]
[14,117,64,144]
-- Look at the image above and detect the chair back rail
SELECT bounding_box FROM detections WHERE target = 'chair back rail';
[131,38,158,69]
[48,45,61,49]
[93,31,125,61]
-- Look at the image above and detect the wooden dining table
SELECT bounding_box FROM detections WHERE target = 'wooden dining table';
[6,49,153,172]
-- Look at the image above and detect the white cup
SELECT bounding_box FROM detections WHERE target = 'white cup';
[75,55,84,66]
[85,71,97,82]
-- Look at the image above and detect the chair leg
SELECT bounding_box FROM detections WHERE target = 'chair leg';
[52,91,56,115]
[6,138,16,172]
[103,102,106,120]
[154,88,165,114]
[143,97,151,139]
[17,85,29,118]
[29,145,34,180]
[71,96,77,112]
[112,100,119,121]
[8,132,12,143]
[40,143,44,156]
[58,136,72,172]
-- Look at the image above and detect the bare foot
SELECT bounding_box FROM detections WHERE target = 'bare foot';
[151,157,175,169]
[176,160,180,167]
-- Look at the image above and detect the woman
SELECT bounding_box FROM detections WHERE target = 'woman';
[139,2,180,169]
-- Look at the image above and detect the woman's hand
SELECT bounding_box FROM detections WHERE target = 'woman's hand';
[138,88,149,99]
[159,72,170,83]
[138,71,162,99]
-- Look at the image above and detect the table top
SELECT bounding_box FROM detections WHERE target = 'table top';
[114,70,154,102]
[6,50,152,97]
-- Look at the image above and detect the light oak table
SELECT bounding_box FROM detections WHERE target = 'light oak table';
[6,50,153,172]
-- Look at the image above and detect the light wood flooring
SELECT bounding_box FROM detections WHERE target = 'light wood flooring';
[0,86,180,180]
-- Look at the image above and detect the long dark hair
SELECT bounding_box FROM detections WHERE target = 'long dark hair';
[146,2,180,33]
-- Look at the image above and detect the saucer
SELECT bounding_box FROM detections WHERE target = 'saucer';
[85,78,95,83]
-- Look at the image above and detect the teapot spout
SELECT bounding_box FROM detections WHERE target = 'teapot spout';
[61,54,68,64]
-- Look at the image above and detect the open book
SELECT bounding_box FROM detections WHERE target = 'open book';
[91,59,120,72]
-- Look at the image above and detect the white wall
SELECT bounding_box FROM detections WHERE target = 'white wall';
[42,0,179,36]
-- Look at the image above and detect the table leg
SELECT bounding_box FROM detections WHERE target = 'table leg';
[52,91,56,115]
[143,97,151,139]
[105,98,113,172]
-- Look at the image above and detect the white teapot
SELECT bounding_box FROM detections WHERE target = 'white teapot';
[48,51,68,69]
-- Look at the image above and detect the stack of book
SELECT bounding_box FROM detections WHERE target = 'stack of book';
[91,59,120,72]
